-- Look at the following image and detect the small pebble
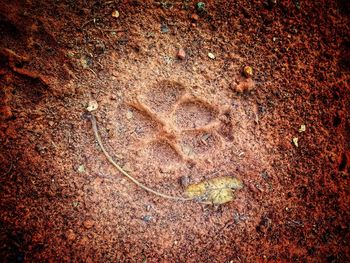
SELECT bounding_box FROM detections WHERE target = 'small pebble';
[142,215,152,222]
[191,13,199,21]
[77,165,85,173]
[268,0,277,6]
[248,183,259,194]
[180,175,190,187]
[126,110,133,119]
[177,48,186,59]
[161,24,169,33]
[111,10,120,18]
[66,229,76,241]
[86,100,98,112]
[83,219,95,229]
[94,43,105,54]
[292,137,299,147]
[299,124,306,132]
[243,66,253,78]
[0,106,13,120]
[208,52,215,59]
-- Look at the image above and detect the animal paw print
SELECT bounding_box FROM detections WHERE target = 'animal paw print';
[118,80,229,169]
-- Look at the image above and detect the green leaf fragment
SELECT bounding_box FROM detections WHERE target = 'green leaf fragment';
[196,2,205,11]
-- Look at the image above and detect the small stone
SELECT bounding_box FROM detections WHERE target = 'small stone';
[208,52,215,59]
[248,183,259,194]
[83,219,94,229]
[35,144,46,154]
[94,43,105,54]
[177,48,186,59]
[66,229,76,241]
[86,100,98,112]
[161,24,169,33]
[180,175,190,187]
[48,121,54,126]
[0,106,13,120]
[142,215,152,222]
[191,13,199,21]
[299,124,306,133]
[77,165,85,173]
[243,66,253,78]
[268,0,277,6]
[66,51,75,58]
[126,110,133,119]
[292,137,299,147]
[111,10,120,18]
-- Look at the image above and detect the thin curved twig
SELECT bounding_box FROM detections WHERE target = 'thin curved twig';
[89,113,193,202]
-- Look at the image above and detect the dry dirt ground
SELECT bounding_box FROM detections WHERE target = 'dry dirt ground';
[0,0,349,262]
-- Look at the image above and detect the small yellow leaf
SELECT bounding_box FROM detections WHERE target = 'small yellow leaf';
[185,176,243,204]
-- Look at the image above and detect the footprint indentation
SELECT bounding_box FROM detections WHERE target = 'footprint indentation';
[218,112,234,141]
[179,131,221,157]
[173,100,217,129]
[144,139,182,166]
[126,107,160,139]
[140,80,186,115]
[114,105,159,140]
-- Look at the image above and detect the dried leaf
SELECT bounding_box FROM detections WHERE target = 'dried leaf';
[185,176,243,204]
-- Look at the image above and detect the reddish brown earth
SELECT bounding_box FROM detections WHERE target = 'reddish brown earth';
[0,0,349,262]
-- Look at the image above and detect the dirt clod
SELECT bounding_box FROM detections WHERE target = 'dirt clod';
[83,219,95,229]
[191,14,199,21]
[0,106,12,120]
[66,229,76,241]
[177,48,186,60]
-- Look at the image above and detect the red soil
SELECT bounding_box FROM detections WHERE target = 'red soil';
[0,0,349,261]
